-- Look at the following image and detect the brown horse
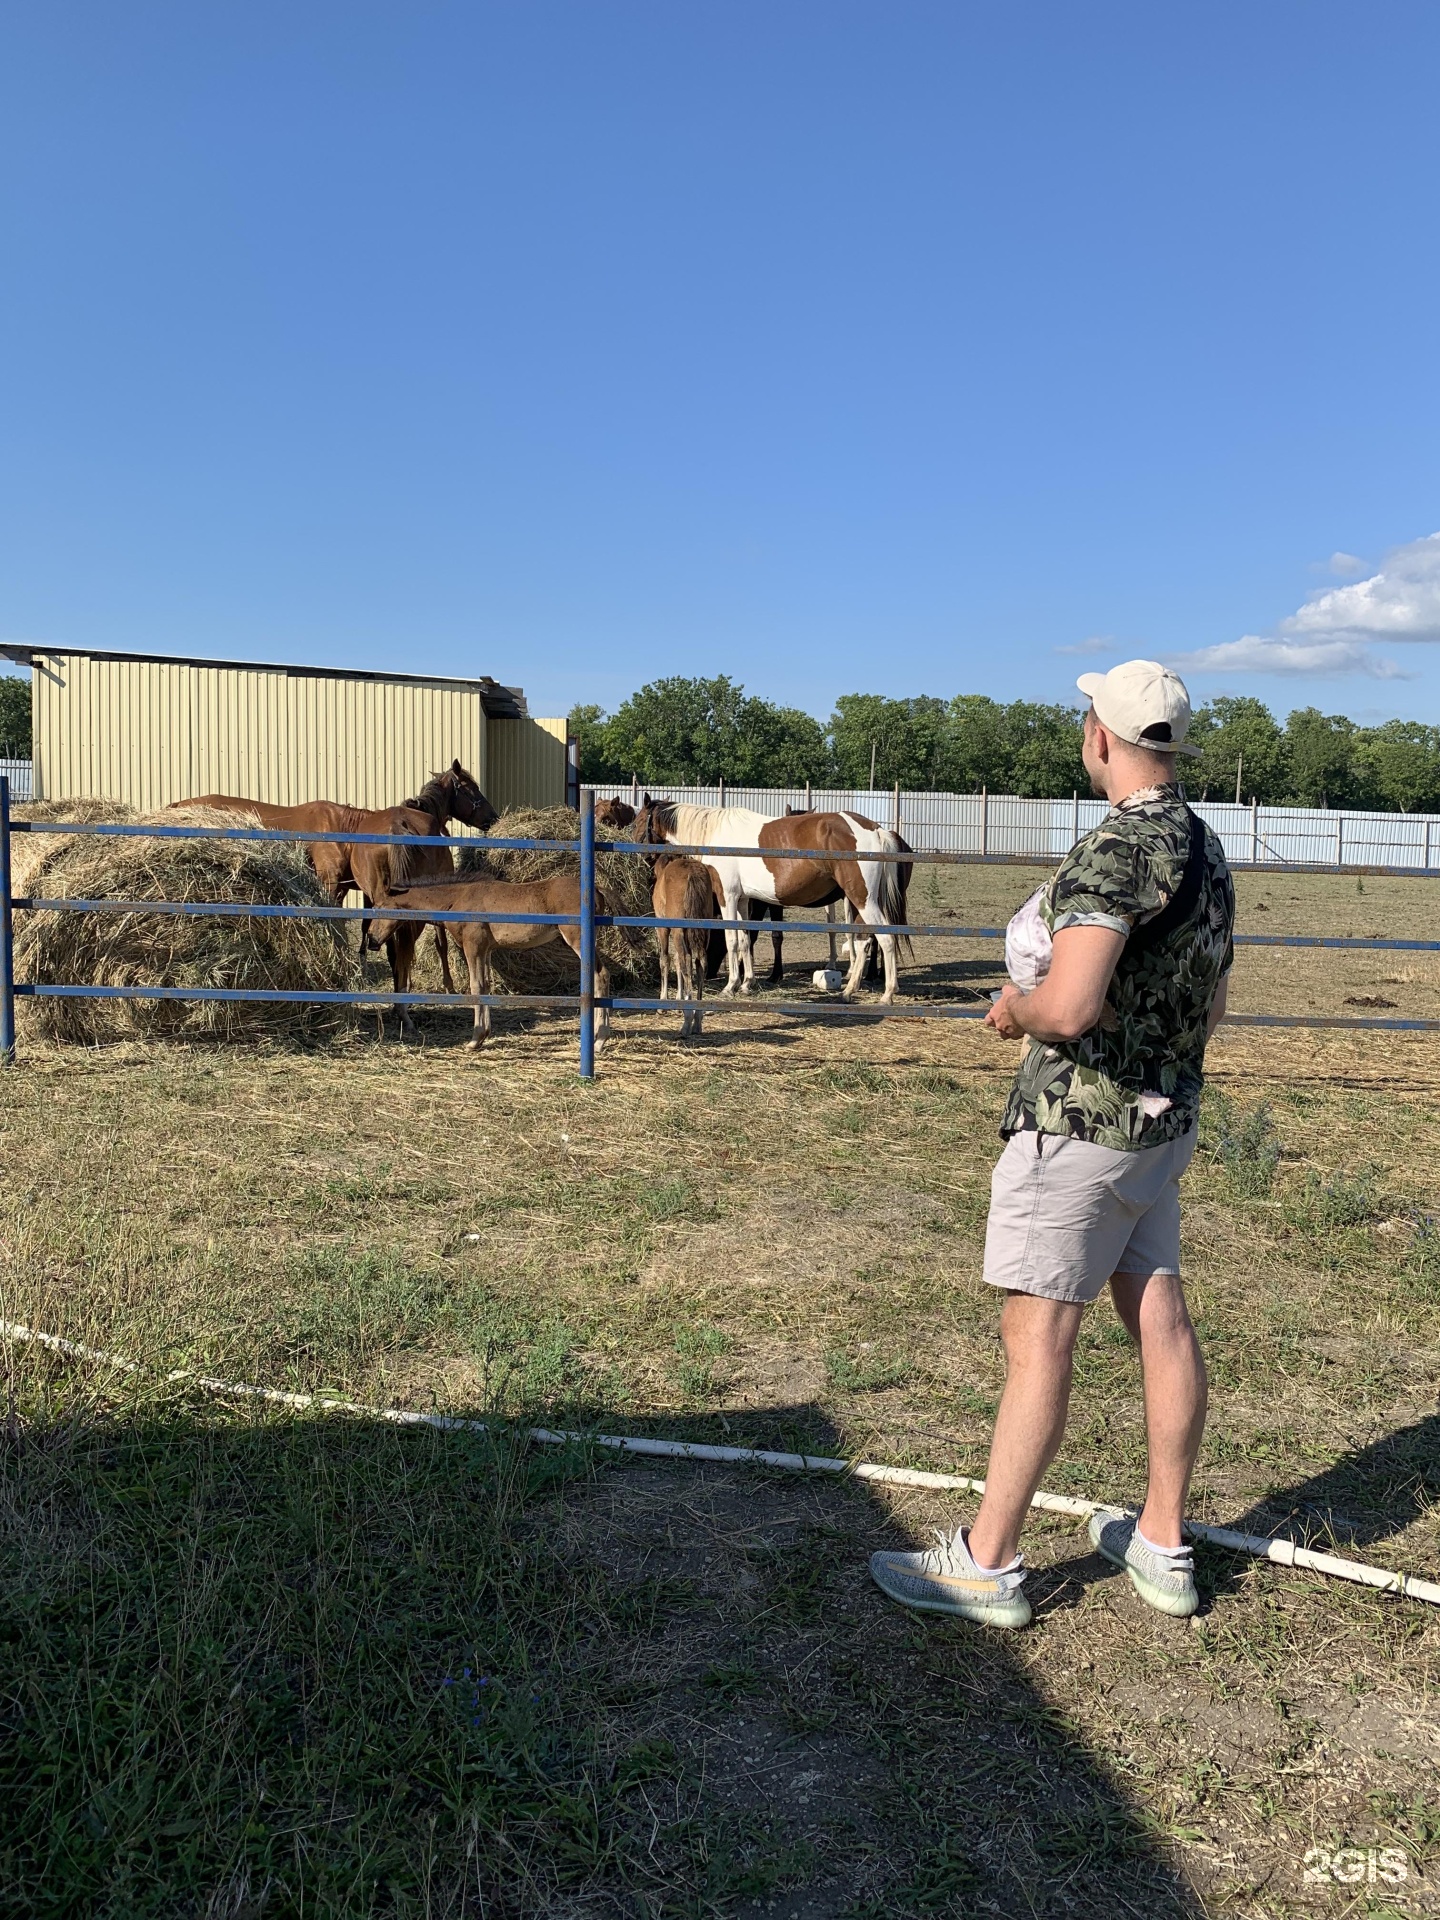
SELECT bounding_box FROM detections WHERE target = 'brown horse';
[636,797,912,1001]
[594,796,636,829]
[178,762,498,1000]
[367,874,611,1052]
[651,852,710,1038]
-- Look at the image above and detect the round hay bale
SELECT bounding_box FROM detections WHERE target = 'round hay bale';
[12,801,362,1044]
[458,806,661,995]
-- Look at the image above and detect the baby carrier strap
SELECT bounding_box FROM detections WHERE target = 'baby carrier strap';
[1126,808,1206,956]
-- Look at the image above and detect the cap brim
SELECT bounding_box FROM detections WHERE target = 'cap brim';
[1075,673,1106,699]
[1175,740,1203,758]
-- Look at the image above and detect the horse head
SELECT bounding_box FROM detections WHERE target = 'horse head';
[634,795,677,850]
[419,761,498,831]
[594,797,636,829]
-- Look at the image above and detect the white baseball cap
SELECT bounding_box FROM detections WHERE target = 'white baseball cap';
[1076,659,1201,757]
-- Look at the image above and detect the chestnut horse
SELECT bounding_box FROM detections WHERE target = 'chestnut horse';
[366,873,611,1053]
[651,852,711,1038]
[178,762,497,999]
[636,798,912,1001]
[594,797,637,829]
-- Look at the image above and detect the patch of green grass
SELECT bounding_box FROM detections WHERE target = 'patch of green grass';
[819,1062,891,1094]
[672,1321,733,1399]
[701,1657,762,1704]
[266,1247,450,1374]
[0,1400,653,1917]
[825,1346,914,1394]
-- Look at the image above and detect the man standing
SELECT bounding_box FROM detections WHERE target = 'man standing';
[871,661,1235,1628]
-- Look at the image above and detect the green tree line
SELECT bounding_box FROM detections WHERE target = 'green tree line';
[0,673,30,758]
[571,678,1440,813]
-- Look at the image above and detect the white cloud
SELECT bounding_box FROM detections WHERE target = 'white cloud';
[1282,532,1440,642]
[1170,636,1412,678]
[1053,635,1118,656]
[1327,551,1368,576]
[1170,530,1440,679]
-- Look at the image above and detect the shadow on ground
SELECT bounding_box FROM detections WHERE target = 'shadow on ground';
[0,1381,1207,1920]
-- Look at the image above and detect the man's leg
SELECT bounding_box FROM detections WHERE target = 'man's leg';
[1108,1269,1207,1548]
[967,1292,1084,1570]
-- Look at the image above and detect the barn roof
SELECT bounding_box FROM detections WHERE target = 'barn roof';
[0,644,528,719]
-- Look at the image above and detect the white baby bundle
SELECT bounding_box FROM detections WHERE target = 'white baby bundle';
[1004,886,1054,992]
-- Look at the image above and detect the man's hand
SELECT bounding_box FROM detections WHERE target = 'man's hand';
[985,984,1028,1039]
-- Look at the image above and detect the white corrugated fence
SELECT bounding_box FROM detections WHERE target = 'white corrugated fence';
[1,758,33,802]
[586,782,1440,871]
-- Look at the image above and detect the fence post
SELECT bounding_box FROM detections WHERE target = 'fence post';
[0,775,15,1066]
[980,787,989,858]
[566,739,580,811]
[578,788,596,1080]
[1071,789,1080,848]
[805,778,811,809]
[892,780,900,834]
[1335,815,1344,866]
[1250,797,1259,866]
[1427,816,1434,871]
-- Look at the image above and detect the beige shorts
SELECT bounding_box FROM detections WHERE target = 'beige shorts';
[982,1127,1197,1305]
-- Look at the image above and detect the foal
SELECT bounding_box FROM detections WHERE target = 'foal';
[367,874,611,1052]
[651,852,710,1038]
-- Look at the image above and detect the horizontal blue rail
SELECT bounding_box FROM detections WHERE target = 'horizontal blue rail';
[15,895,1440,953]
[15,981,1440,1034]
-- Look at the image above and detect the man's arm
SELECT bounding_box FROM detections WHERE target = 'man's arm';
[984,925,1126,1044]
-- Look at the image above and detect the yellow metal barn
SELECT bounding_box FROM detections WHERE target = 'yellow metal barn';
[0,645,569,814]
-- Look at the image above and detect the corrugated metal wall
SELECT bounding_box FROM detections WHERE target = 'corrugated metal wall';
[487,716,568,812]
[30,654,505,811]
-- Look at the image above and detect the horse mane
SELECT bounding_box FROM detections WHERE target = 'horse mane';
[386,804,445,886]
[406,771,452,822]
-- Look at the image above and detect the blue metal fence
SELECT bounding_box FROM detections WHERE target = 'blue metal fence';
[1,776,1438,1075]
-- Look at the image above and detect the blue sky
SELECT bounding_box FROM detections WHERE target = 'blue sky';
[4,3,1439,725]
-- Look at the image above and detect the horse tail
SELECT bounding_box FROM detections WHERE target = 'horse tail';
[682,868,711,985]
[874,831,915,964]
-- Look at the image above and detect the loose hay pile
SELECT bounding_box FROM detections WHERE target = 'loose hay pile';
[458,806,661,995]
[13,802,362,1043]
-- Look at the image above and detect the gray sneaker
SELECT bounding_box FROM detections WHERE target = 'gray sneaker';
[1088,1512,1199,1617]
[870,1528,1032,1629]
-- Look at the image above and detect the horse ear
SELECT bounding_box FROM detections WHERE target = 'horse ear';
[452,759,462,775]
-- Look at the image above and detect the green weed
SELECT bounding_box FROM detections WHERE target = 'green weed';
[825,1346,914,1394]
[672,1321,732,1399]
[1203,1093,1282,1197]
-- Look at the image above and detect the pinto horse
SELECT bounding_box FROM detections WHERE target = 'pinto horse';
[177,762,498,1003]
[636,798,912,1002]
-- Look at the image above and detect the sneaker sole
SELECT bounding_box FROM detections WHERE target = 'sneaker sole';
[1090,1520,1198,1617]
[1125,1567,1199,1617]
[869,1566,1032,1630]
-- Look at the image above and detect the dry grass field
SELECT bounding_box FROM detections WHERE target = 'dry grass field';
[2,866,1438,1918]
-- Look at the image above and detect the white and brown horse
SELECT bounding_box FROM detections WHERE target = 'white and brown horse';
[636,798,911,1002]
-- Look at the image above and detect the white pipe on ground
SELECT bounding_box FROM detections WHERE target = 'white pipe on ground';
[4,1318,1437,1607]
